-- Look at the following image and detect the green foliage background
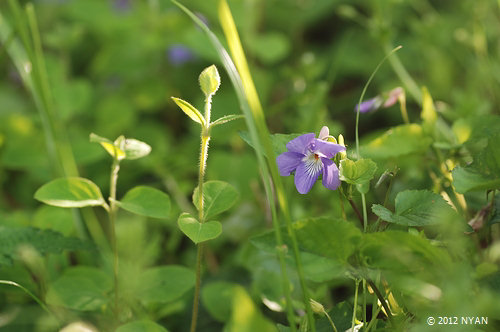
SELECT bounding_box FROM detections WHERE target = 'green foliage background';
[0,0,499,331]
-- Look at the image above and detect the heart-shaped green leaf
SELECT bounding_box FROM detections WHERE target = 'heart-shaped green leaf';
[34,177,106,208]
[115,186,170,219]
[177,213,222,244]
[193,181,238,220]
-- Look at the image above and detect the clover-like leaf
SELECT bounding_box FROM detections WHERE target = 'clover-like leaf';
[199,64,221,98]
[171,97,205,126]
[177,213,222,244]
[115,186,170,219]
[35,177,106,208]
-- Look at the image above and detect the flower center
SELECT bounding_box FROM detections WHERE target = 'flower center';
[302,150,323,177]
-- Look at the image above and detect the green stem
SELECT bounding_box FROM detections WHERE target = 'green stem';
[324,310,339,332]
[339,189,347,221]
[0,280,56,321]
[109,157,120,317]
[351,279,360,332]
[362,279,367,330]
[190,108,211,332]
[348,198,364,228]
[365,279,395,328]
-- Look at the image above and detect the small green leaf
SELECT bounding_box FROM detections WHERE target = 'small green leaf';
[171,97,205,126]
[360,124,432,159]
[371,190,456,226]
[115,186,170,219]
[123,138,151,160]
[46,267,112,311]
[90,133,126,160]
[133,265,195,304]
[238,131,302,157]
[177,213,222,244]
[34,177,106,208]
[210,114,244,127]
[199,64,221,97]
[193,180,239,219]
[339,158,377,185]
[116,321,169,332]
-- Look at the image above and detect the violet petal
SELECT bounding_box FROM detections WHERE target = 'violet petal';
[286,133,315,154]
[294,160,321,194]
[276,152,303,176]
[321,158,341,190]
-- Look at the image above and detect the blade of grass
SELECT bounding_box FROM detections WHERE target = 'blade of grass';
[170,1,298,330]
[0,2,107,248]
[217,1,316,330]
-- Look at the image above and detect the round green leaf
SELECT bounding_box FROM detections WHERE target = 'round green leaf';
[177,213,222,244]
[115,186,170,219]
[339,158,377,185]
[199,64,220,97]
[34,177,106,208]
[133,265,195,305]
[360,124,432,159]
[201,281,239,322]
[116,320,169,332]
[192,180,239,220]
[46,267,112,311]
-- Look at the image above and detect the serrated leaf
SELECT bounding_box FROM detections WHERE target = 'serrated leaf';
[360,124,432,159]
[193,180,238,220]
[46,267,112,311]
[116,320,169,332]
[210,114,244,127]
[177,213,222,244]
[115,186,170,219]
[199,64,221,97]
[34,177,106,208]
[0,226,94,266]
[123,138,151,160]
[452,133,500,193]
[339,158,377,185]
[371,190,456,226]
[171,97,205,126]
[133,265,195,305]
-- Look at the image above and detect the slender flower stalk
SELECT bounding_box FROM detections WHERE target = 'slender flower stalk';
[109,148,121,317]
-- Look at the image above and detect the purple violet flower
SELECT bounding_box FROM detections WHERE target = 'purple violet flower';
[276,132,346,194]
[355,97,383,113]
[168,45,195,66]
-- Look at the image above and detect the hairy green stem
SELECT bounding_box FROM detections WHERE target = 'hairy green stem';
[324,310,338,332]
[190,104,211,332]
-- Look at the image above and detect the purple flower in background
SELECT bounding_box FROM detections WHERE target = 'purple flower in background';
[276,131,345,194]
[168,45,195,66]
[355,97,382,113]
